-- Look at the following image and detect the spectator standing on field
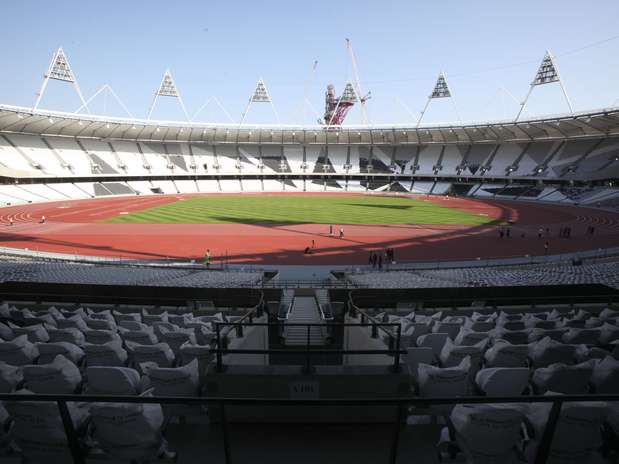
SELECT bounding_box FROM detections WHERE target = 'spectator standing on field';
[204,249,211,268]
[339,227,344,239]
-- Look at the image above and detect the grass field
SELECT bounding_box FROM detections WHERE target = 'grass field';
[105,195,497,225]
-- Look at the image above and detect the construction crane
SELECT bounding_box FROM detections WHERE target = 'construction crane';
[322,39,371,126]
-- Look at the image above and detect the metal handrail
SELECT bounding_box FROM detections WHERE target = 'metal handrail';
[2,391,619,464]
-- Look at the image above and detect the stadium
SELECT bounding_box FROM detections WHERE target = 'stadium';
[1,3,619,462]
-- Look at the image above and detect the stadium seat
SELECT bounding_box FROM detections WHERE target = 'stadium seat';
[439,339,487,374]
[484,340,530,368]
[47,326,85,345]
[562,328,602,345]
[6,390,90,464]
[7,322,49,343]
[179,341,214,367]
[529,337,579,367]
[405,347,434,380]
[119,326,158,345]
[0,360,23,392]
[23,354,82,393]
[126,341,176,370]
[158,326,197,356]
[141,358,204,419]
[590,356,619,393]
[519,399,607,464]
[87,365,144,395]
[417,356,471,401]
[89,390,174,461]
[454,327,490,346]
[36,341,85,365]
[0,335,39,365]
[439,404,525,463]
[417,333,450,362]
[84,328,122,344]
[84,340,128,367]
[475,367,530,396]
[532,360,595,394]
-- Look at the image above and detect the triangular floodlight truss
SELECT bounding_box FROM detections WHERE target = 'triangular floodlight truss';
[33,47,89,113]
[340,82,358,104]
[515,50,573,121]
[250,79,272,103]
[158,71,179,97]
[240,78,280,124]
[48,48,75,82]
[192,96,236,123]
[430,73,451,98]
[532,52,560,86]
[417,72,460,127]
[147,69,189,120]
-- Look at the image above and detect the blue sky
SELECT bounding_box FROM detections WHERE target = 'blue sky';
[1,0,618,125]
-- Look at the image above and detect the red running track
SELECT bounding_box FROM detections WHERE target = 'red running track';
[0,193,618,265]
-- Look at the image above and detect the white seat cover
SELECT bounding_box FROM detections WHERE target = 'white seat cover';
[417,356,471,398]
[7,322,49,343]
[23,354,82,393]
[119,327,158,345]
[159,327,197,355]
[141,359,202,418]
[36,341,85,365]
[7,389,89,463]
[84,328,121,345]
[454,328,490,346]
[440,338,487,372]
[451,404,524,463]
[532,360,595,394]
[142,309,169,325]
[113,311,142,323]
[84,317,117,331]
[529,336,578,367]
[417,333,450,361]
[432,322,462,340]
[0,322,13,341]
[0,360,23,392]
[523,399,607,464]
[562,328,602,345]
[87,366,142,395]
[90,390,165,460]
[126,341,175,370]
[475,367,530,396]
[591,356,619,393]
[84,340,128,367]
[599,322,619,344]
[483,340,529,368]
[56,314,88,331]
[405,347,434,380]
[119,320,149,331]
[47,327,85,345]
[528,328,568,343]
[141,358,200,397]
[0,335,39,365]
[491,328,529,345]
[179,341,213,366]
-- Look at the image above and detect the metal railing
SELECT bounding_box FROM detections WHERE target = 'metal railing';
[1,392,618,464]
[213,321,402,373]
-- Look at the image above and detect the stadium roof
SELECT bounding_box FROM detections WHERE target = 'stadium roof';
[1,104,619,145]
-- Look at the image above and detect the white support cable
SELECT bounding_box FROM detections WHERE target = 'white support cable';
[106,86,134,119]
[304,98,322,121]
[75,84,134,118]
[191,97,212,121]
[213,97,236,124]
[394,97,417,121]
[75,85,108,113]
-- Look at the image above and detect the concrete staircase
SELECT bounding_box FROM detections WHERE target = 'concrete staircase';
[284,296,326,346]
